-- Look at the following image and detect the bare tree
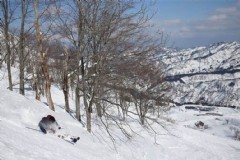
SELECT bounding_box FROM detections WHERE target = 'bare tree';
[19,0,31,95]
[47,0,169,134]
[23,31,42,100]
[32,0,55,111]
[62,47,70,113]
[90,0,171,126]
[0,0,16,90]
[51,0,86,122]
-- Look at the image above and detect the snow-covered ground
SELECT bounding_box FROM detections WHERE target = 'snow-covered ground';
[0,65,240,160]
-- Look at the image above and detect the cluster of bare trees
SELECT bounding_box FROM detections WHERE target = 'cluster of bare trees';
[0,0,171,135]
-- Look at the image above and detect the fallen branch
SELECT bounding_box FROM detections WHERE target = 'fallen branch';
[194,113,223,116]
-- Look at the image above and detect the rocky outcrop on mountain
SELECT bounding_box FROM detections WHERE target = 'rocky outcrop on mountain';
[161,42,240,108]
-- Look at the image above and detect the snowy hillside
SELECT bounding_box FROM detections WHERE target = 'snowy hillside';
[1,65,240,160]
[162,42,240,107]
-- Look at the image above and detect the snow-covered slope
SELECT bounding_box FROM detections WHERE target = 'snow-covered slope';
[0,75,240,159]
[0,88,121,160]
[162,42,240,107]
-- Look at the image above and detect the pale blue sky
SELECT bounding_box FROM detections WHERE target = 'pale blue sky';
[4,0,239,49]
[148,0,240,48]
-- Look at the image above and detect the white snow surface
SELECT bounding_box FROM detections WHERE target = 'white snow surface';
[1,66,240,160]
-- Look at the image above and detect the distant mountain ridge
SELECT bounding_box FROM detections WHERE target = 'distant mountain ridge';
[161,41,240,107]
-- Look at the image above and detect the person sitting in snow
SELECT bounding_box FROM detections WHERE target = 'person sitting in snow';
[38,115,80,143]
[38,115,61,134]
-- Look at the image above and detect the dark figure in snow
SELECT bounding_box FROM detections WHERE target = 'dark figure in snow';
[38,115,61,134]
[38,115,80,143]
[195,121,204,128]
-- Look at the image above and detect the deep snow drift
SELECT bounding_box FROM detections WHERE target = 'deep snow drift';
[0,65,240,159]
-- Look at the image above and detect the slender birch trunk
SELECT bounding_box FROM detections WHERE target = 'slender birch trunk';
[32,0,55,111]
[2,0,13,91]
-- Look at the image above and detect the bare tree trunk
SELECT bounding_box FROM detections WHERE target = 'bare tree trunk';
[76,0,87,125]
[10,37,16,66]
[93,62,103,118]
[75,55,81,121]
[94,79,102,118]
[45,77,54,110]
[19,0,26,95]
[0,45,2,68]
[62,48,70,113]
[75,86,81,121]
[135,99,145,125]
[32,65,40,100]
[157,106,160,118]
[81,54,92,132]
[84,84,92,132]
[2,0,13,91]
[82,59,92,132]
[86,104,92,132]
[119,97,126,120]
[32,0,55,111]
[62,70,70,113]
[6,37,12,91]
[95,87,102,118]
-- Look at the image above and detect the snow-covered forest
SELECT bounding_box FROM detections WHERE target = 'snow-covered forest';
[0,0,240,160]
[0,0,170,132]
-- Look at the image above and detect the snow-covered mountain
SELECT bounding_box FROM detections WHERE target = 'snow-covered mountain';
[161,42,240,108]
